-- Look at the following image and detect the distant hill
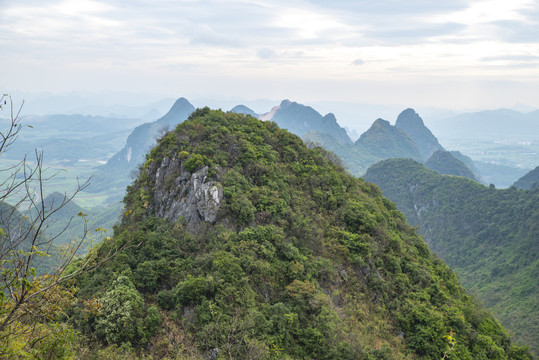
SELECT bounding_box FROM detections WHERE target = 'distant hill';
[305,110,440,176]
[355,118,423,161]
[395,108,444,159]
[513,165,539,190]
[428,108,539,139]
[88,98,195,200]
[424,150,477,181]
[474,161,530,188]
[230,104,258,117]
[449,151,485,183]
[364,158,539,354]
[262,100,352,144]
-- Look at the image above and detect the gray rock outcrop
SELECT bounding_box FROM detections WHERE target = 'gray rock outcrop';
[148,156,223,229]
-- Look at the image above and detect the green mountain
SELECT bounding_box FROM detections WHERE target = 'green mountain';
[425,150,477,181]
[355,118,423,161]
[449,151,486,183]
[513,166,539,190]
[263,100,352,145]
[364,159,539,355]
[72,109,531,359]
[303,110,440,176]
[395,108,444,159]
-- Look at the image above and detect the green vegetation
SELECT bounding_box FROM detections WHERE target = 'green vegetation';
[364,158,539,355]
[68,109,531,359]
[424,150,477,181]
[513,166,539,190]
[304,114,426,177]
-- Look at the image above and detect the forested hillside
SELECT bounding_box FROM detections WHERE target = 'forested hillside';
[364,159,538,355]
[67,109,531,359]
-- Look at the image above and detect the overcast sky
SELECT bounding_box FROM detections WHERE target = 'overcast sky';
[1,0,538,110]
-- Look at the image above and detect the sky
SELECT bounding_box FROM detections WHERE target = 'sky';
[1,0,539,111]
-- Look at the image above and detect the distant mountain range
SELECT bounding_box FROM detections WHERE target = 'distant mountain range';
[83,97,536,204]
[364,158,539,354]
[427,108,539,140]
[259,100,352,144]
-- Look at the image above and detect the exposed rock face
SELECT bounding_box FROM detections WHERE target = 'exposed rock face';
[149,156,223,229]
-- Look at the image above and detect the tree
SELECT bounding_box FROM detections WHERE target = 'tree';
[0,94,125,357]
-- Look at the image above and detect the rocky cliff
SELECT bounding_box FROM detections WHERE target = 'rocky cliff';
[148,156,223,229]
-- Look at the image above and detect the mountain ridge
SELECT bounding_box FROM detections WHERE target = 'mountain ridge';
[364,158,539,354]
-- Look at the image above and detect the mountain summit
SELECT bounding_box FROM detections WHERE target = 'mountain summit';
[355,118,423,161]
[395,108,444,159]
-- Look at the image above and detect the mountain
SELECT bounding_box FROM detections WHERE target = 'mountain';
[73,108,531,359]
[305,111,442,176]
[230,104,258,117]
[424,150,477,181]
[395,108,444,159]
[449,151,485,183]
[355,118,423,161]
[88,97,195,199]
[364,159,539,354]
[513,165,539,190]
[262,100,352,144]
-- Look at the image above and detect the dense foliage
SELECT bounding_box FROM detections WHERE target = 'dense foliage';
[365,158,538,356]
[71,109,532,359]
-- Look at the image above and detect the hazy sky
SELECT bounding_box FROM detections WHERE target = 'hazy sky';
[1,0,538,110]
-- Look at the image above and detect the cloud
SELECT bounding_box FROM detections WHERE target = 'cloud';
[352,59,365,65]
[306,0,470,15]
[360,22,467,45]
[481,55,539,61]
[257,48,277,59]
[488,19,539,43]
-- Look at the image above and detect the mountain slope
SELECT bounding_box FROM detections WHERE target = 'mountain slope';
[73,109,531,359]
[449,151,486,183]
[425,150,477,181]
[513,165,539,190]
[364,158,539,354]
[395,108,444,159]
